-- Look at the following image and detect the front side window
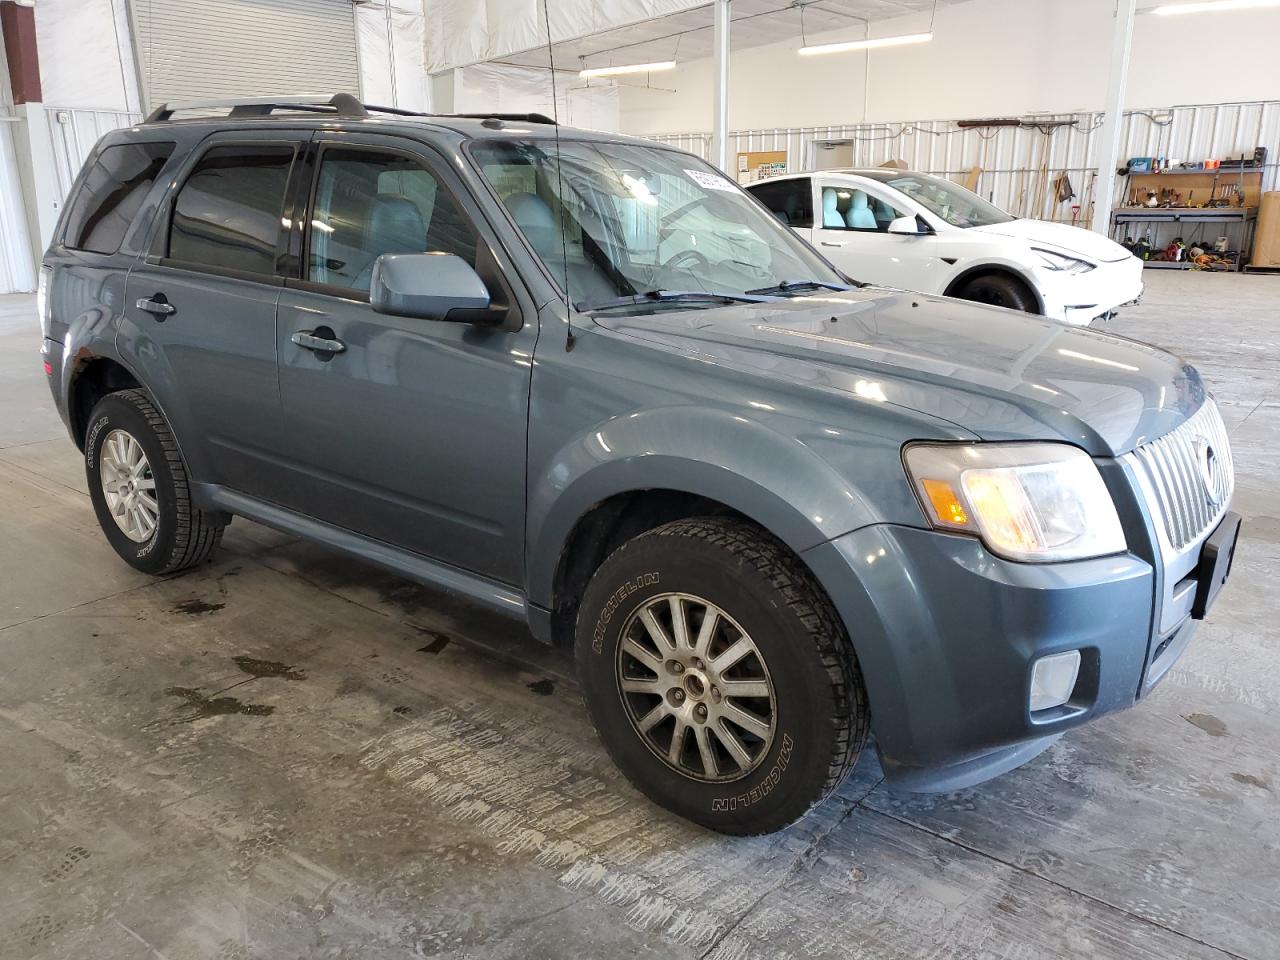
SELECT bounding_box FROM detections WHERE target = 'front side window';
[862,172,1014,228]
[307,148,478,291]
[749,178,813,228]
[64,141,175,254]
[818,184,909,232]
[168,145,295,275]
[472,140,845,311]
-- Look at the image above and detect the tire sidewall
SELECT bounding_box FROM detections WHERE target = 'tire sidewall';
[964,274,1036,313]
[84,394,180,574]
[576,530,842,833]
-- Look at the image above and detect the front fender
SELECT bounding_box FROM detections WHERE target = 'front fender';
[526,405,896,609]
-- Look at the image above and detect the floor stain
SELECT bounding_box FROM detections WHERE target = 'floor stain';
[1184,712,1228,737]
[417,632,451,655]
[232,655,306,681]
[527,678,555,696]
[335,677,363,696]
[164,686,274,721]
[173,598,225,616]
[1231,771,1272,791]
[393,705,414,717]
[41,845,90,884]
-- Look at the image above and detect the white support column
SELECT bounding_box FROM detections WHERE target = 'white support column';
[1093,0,1137,235]
[711,0,730,172]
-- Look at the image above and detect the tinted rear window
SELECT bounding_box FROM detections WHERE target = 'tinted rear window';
[749,178,813,229]
[63,141,175,254]
[168,145,295,276]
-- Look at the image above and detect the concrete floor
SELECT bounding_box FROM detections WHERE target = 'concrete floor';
[0,272,1276,960]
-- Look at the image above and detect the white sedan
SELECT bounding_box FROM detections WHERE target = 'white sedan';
[747,169,1143,326]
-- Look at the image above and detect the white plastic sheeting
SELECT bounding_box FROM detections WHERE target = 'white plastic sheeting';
[0,113,35,293]
[423,0,706,73]
[356,0,431,111]
[456,63,619,131]
[33,0,140,111]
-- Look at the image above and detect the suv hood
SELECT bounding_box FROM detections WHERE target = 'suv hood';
[595,289,1205,457]
[969,218,1134,263]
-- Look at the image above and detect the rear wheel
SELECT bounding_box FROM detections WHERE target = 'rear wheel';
[957,273,1038,313]
[575,518,869,834]
[85,389,225,575]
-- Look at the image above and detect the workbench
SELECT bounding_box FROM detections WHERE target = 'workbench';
[1109,168,1262,271]
[1110,206,1258,271]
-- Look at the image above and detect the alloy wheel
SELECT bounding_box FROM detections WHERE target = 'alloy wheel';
[616,593,777,782]
[99,428,158,542]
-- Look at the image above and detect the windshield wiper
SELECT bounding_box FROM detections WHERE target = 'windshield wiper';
[744,279,860,296]
[577,289,775,313]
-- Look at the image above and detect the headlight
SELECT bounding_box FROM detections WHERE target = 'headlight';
[903,442,1126,562]
[1032,248,1095,274]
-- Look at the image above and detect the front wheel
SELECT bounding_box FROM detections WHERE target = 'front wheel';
[957,273,1038,313]
[575,518,869,834]
[85,389,225,575]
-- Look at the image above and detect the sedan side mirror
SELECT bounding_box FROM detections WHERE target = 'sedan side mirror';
[370,252,493,323]
[887,215,930,236]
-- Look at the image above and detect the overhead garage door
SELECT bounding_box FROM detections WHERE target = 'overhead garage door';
[132,0,360,107]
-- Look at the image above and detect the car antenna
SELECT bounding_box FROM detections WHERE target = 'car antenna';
[542,0,575,351]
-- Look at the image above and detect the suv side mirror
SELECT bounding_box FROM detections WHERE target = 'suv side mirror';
[887,215,930,236]
[370,252,493,322]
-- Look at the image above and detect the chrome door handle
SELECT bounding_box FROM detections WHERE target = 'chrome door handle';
[136,295,176,317]
[291,330,346,355]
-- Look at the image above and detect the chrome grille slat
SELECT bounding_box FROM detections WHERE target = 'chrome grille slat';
[1131,400,1234,553]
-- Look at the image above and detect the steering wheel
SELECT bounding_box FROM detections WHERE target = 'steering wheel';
[661,248,711,272]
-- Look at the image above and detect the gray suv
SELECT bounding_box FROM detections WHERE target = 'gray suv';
[40,95,1240,834]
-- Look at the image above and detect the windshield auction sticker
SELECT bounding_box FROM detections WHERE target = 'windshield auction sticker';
[684,169,737,192]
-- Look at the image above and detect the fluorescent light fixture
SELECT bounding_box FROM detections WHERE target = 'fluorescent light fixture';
[579,60,676,79]
[799,32,932,56]
[1152,0,1280,12]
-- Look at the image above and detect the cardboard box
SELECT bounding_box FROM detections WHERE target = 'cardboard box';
[1253,192,1280,268]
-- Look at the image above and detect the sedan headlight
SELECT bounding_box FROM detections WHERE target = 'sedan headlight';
[1032,248,1095,274]
[903,442,1126,562]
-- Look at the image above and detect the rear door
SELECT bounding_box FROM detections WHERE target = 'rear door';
[272,132,537,585]
[121,130,304,502]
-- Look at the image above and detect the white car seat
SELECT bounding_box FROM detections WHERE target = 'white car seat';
[846,190,878,230]
[821,188,844,228]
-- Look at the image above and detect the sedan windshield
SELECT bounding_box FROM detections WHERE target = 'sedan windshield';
[471,139,849,312]
[863,171,1014,229]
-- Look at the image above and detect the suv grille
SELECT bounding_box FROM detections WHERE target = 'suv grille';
[1131,399,1234,553]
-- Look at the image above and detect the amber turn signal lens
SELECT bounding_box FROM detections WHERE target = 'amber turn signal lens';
[921,478,969,526]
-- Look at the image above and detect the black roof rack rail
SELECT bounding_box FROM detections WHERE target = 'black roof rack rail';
[442,112,558,125]
[142,95,558,128]
[144,93,368,123]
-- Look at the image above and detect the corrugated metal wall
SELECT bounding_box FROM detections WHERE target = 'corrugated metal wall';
[48,107,142,200]
[130,0,360,106]
[649,101,1280,229]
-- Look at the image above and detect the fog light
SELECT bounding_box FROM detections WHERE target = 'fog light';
[1029,651,1081,712]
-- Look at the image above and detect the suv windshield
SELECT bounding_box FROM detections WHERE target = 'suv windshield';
[862,171,1015,229]
[471,139,848,311]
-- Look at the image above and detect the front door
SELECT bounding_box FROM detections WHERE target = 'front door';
[811,178,937,291]
[273,134,536,586]
[122,132,303,502]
